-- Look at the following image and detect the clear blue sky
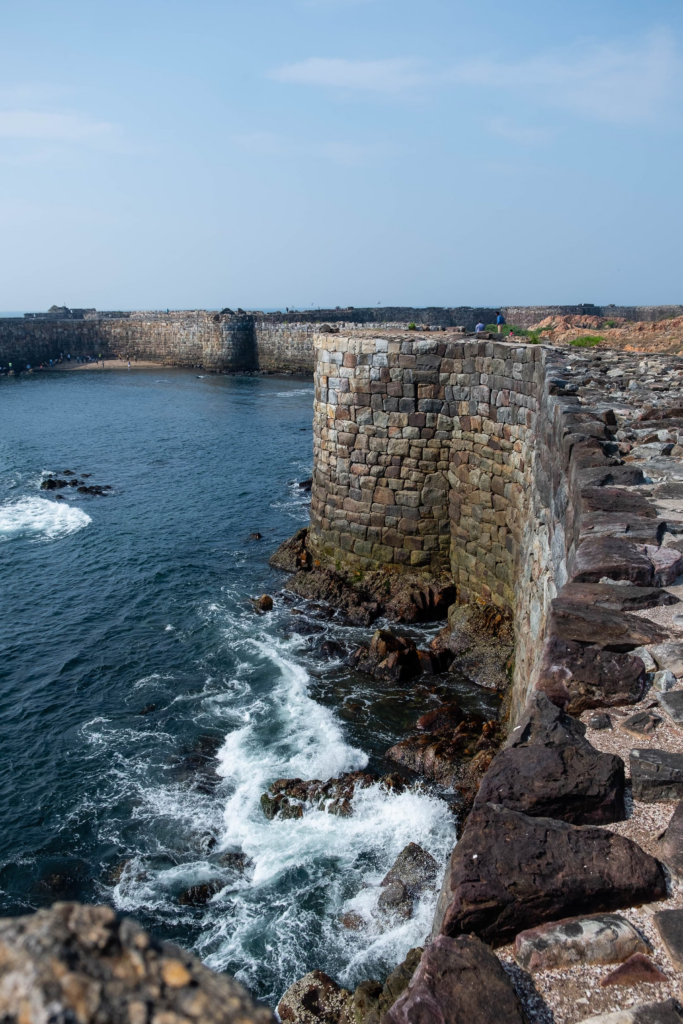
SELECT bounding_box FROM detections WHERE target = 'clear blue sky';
[1,0,681,311]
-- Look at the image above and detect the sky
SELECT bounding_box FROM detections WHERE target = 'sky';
[0,0,681,311]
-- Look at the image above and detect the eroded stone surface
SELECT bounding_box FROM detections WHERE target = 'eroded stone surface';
[535,637,647,714]
[654,909,683,970]
[631,749,683,802]
[278,971,351,1024]
[513,913,650,972]
[580,999,683,1023]
[0,902,273,1024]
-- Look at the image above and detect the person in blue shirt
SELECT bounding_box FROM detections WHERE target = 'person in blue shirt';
[475,322,485,333]
[496,312,506,333]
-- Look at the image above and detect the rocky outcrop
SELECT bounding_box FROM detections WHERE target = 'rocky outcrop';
[432,802,666,947]
[382,935,529,1024]
[348,631,422,682]
[378,844,438,921]
[278,971,351,1024]
[474,692,626,824]
[261,772,405,820]
[0,903,272,1024]
[431,603,514,691]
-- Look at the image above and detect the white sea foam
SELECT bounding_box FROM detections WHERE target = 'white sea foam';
[275,388,315,397]
[0,496,91,543]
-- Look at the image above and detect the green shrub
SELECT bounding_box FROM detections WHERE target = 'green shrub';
[408,322,417,330]
[570,335,603,348]
[604,320,618,328]
[485,323,529,336]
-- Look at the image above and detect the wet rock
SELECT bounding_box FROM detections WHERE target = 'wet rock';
[569,537,655,585]
[432,802,666,947]
[650,643,683,677]
[377,881,412,921]
[557,582,679,613]
[657,691,683,724]
[548,595,666,649]
[384,582,455,624]
[178,880,223,905]
[261,771,395,820]
[218,851,253,872]
[600,953,667,987]
[631,748,683,802]
[535,637,647,714]
[348,631,421,683]
[139,703,157,715]
[434,603,514,690]
[40,477,68,490]
[278,971,352,1024]
[382,934,528,1024]
[589,713,613,730]
[620,712,663,737]
[654,670,677,692]
[655,910,683,970]
[255,594,273,612]
[270,527,311,572]
[476,692,626,824]
[298,478,313,491]
[319,639,347,659]
[381,843,438,892]
[351,948,423,1024]
[0,903,273,1024]
[386,703,501,795]
[248,532,263,540]
[513,913,649,972]
[582,999,683,1023]
[77,484,111,496]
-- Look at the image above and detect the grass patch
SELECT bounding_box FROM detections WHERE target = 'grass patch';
[570,335,603,348]
[485,323,546,344]
[408,322,417,330]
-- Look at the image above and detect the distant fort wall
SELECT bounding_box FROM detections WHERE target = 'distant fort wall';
[1,303,681,373]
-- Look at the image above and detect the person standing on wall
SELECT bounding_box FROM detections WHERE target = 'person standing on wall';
[496,312,506,333]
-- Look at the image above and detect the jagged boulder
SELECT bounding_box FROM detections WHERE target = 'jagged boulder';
[432,802,666,947]
[348,631,421,682]
[474,692,626,824]
[535,636,647,714]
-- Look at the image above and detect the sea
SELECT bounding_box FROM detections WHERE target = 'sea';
[0,367,497,1005]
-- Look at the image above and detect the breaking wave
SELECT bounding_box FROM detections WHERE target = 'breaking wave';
[0,496,91,543]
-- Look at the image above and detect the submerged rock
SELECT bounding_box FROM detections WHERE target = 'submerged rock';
[432,802,666,947]
[260,771,404,820]
[178,881,223,906]
[0,903,273,1024]
[382,935,528,1024]
[255,594,274,612]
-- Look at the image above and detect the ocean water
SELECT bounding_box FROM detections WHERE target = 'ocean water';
[0,368,495,1005]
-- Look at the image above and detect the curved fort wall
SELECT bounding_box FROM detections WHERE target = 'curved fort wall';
[308,328,634,722]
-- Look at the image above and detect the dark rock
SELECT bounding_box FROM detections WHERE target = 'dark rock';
[387,703,501,794]
[535,636,647,714]
[655,482,683,499]
[382,934,528,1024]
[270,527,311,572]
[600,953,668,987]
[558,582,679,612]
[348,631,421,683]
[255,594,274,612]
[41,477,68,490]
[261,771,387,820]
[657,801,683,880]
[351,949,423,1024]
[319,639,346,659]
[582,487,657,517]
[631,749,683,802]
[434,603,513,690]
[580,1000,683,1023]
[139,703,157,715]
[62,469,75,475]
[475,692,626,824]
[0,903,273,1024]
[589,713,613,730]
[514,913,649,972]
[178,881,223,906]
[381,843,438,897]
[548,595,666,649]
[384,582,455,624]
[218,851,253,872]
[639,544,683,586]
[654,909,683,970]
[298,478,313,491]
[377,881,412,921]
[77,484,111,496]
[248,532,262,540]
[580,466,646,487]
[578,512,664,546]
[432,802,666,947]
[620,712,662,737]
[569,537,655,585]
[278,971,351,1024]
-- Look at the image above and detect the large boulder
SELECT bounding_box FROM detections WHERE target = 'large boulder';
[0,903,273,1024]
[513,913,650,972]
[581,487,657,517]
[535,637,647,714]
[568,537,655,585]
[348,631,422,683]
[432,802,666,947]
[630,749,683,803]
[548,596,667,650]
[474,692,626,824]
[381,934,529,1024]
[557,582,679,613]
[378,843,439,921]
[351,948,423,1024]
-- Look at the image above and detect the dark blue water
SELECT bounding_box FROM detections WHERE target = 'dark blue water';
[0,368,483,1004]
